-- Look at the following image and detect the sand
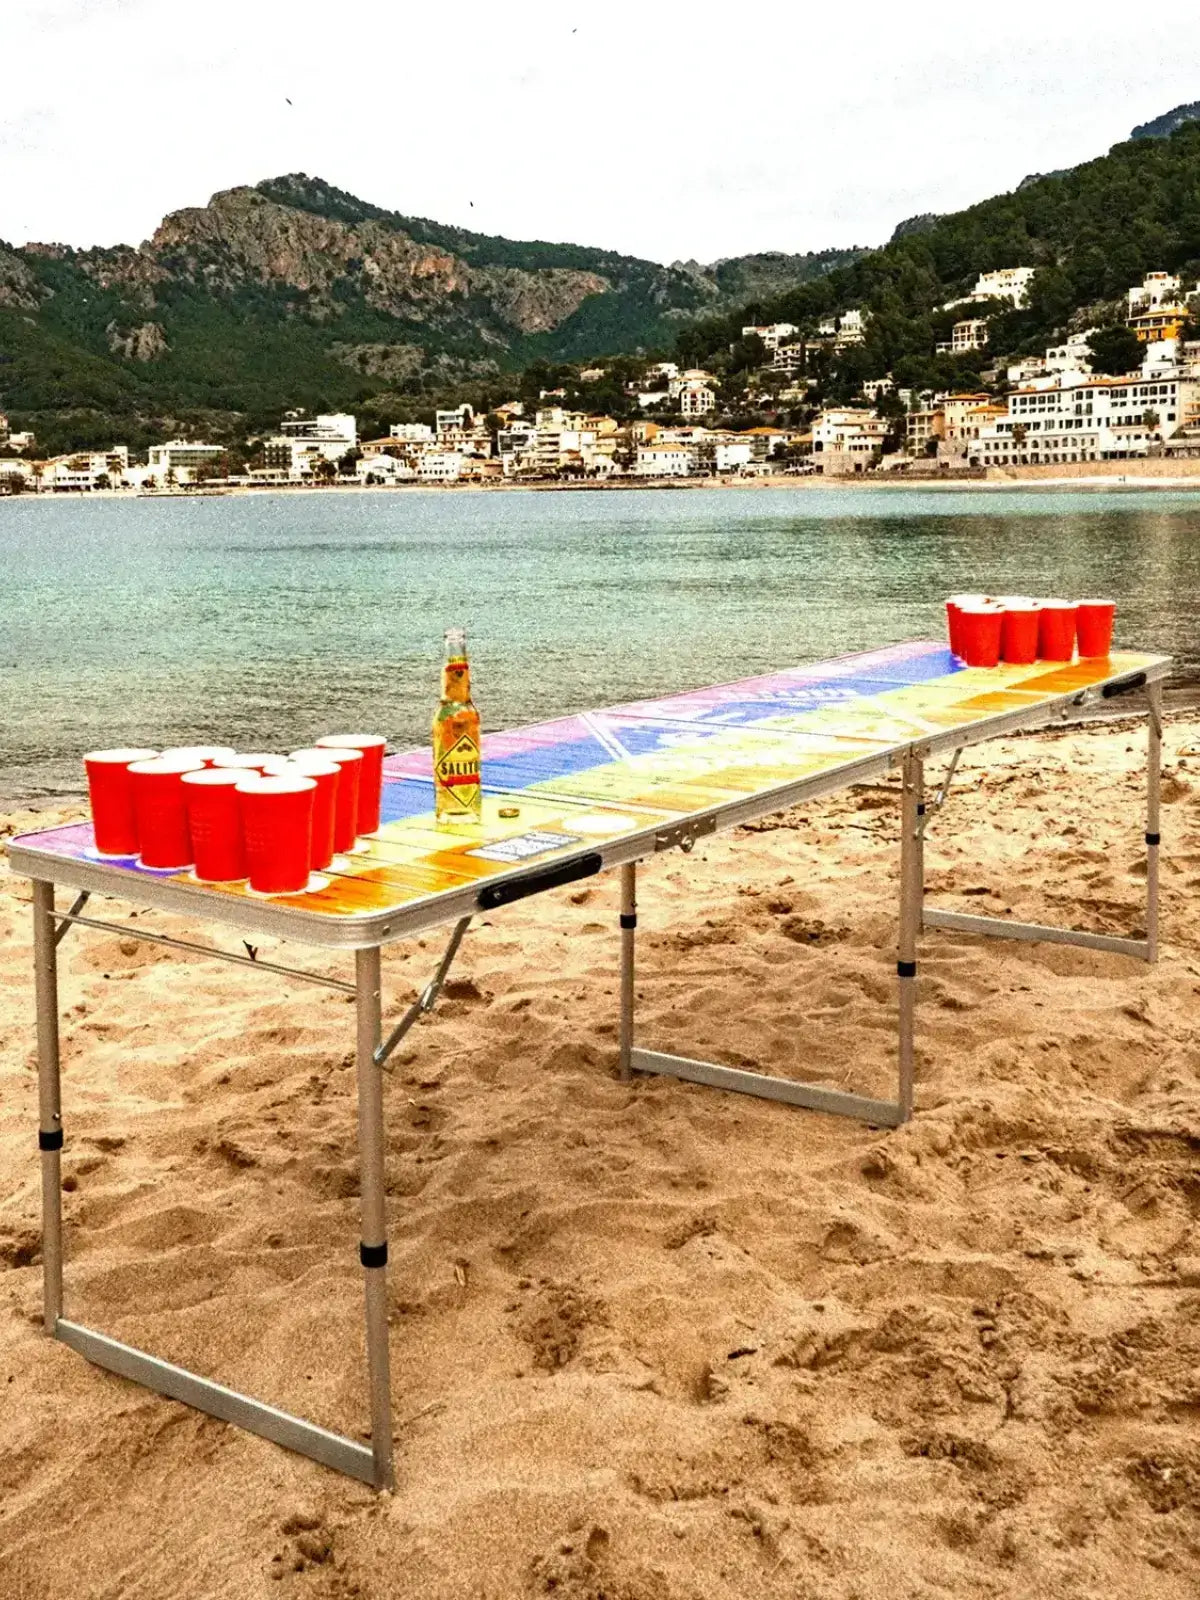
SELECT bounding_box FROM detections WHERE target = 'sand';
[1,713,1198,1600]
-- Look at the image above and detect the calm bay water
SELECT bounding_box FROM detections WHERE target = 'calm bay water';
[2,485,1199,802]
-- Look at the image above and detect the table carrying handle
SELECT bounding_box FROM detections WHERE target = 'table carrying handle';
[477,852,603,909]
[1101,671,1148,699]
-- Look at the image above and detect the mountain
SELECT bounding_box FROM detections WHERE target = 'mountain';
[0,175,858,454]
[676,120,1200,397]
[1131,101,1200,141]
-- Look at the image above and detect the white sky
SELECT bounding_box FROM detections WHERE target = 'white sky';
[4,1,1200,265]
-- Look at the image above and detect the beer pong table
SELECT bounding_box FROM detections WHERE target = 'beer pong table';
[10,641,1169,1492]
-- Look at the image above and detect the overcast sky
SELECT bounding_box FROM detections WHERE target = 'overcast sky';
[5,2,1200,265]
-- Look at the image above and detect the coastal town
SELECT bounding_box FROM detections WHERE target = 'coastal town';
[3,267,1200,493]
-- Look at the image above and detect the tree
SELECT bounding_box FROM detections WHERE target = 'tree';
[313,457,338,484]
[1087,324,1142,376]
[726,332,768,372]
[1143,408,1161,431]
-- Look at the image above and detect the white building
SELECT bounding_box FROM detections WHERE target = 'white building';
[41,447,130,490]
[969,372,1200,466]
[741,322,798,351]
[1128,272,1186,314]
[280,413,357,452]
[817,310,866,347]
[1044,330,1095,374]
[418,451,464,483]
[146,440,226,481]
[972,267,1034,306]
[389,422,434,443]
[356,453,416,483]
[951,318,989,353]
[862,377,895,401]
[496,422,538,472]
[635,445,695,477]
[667,368,716,398]
[811,408,887,472]
[678,383,716,418]
[435,404,474,437]
[770,344,807,375]
[0,415,36,453]
[264,413,358,478]
[811,408,879,448]
[715,440,754,472]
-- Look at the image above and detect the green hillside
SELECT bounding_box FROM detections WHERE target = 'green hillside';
[0,175,858,455]
[675,123,1200,396]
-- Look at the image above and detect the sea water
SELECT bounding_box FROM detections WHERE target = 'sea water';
[2,485,1198,801]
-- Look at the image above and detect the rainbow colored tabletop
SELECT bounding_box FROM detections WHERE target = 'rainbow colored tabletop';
[9,641,1169,947]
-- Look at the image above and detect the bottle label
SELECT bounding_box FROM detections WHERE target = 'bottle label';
[434,733,481,810]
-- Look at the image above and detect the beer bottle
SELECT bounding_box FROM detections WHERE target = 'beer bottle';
[432,627,482,823]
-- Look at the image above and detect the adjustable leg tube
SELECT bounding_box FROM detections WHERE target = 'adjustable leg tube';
[897,752,924,1123]
[1146,682,1162,963]
[355,947,394,1491]
[33,881,64,1333]
[619,863,637,1081]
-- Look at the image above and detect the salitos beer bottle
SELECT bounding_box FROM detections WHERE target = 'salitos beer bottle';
[432,627,482,824]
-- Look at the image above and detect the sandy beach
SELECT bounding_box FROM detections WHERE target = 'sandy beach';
[2,711,1198,1599]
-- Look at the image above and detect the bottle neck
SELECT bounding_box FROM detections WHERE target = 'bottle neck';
[441,655,472,703]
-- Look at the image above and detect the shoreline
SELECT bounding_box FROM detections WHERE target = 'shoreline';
[10,470,1200,503]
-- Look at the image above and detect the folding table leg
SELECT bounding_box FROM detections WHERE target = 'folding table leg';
[922,688,1161,963]
[355,946,394,1491]
[1146,681,1162,963]
[33,880,64,1332]
[619,863,637,1081]
[897,750,924,1123]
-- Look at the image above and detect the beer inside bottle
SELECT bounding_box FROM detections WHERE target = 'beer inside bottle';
[432,626,482,823]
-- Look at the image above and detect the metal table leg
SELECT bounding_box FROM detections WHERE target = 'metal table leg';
[897,750,923,1123]
[355,947,394,1490]
[33,880,64,1332]
[626,782,914,1127]
[1146,681,1162,962]
[619,863,637,1081]
[923,692,1161,963]
[39,908,393,1488]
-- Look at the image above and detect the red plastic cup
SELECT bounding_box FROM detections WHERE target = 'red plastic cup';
[162,746,238,768]
[128,755,202,870]
[999,598,1041,665]
[294,746,361,853]
[1076,599,1116,658]
[83,747,158,856]
[182,767,258,881]
[1037,600,1077,662]
[212,752,291,775]
[285,756,341,870]
[946,593,990,659]
[316,734,386,835]
[958,603,1003,668]
[237,774,317,894]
